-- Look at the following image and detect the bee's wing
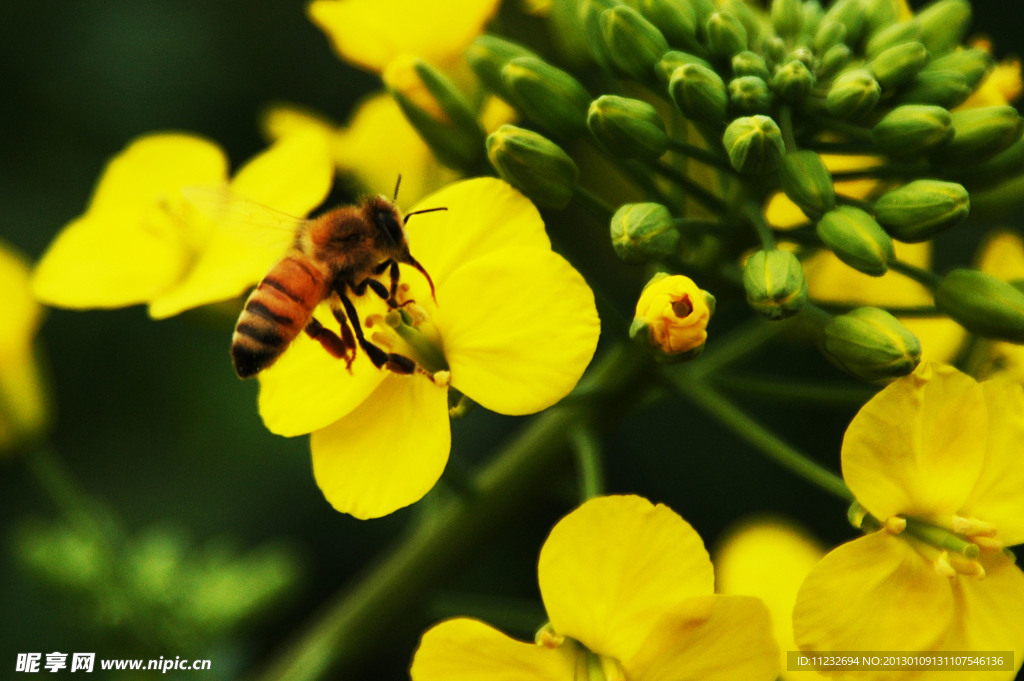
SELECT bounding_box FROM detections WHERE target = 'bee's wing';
[181,185,308,253]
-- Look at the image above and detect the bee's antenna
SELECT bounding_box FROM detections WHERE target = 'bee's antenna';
[403,206,447,224]
[393,174,402,202]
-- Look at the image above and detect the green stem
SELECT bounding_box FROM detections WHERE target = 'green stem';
[835,193,875,212]
[688,317,790,378]
[571,427,605,501]
[711,374,876,405]
[803,141,875,154]
[808,116,875,143]
[742,200,776,249]
[573,185,616,221]
[665,374,854,501]
[23,442,120,539]
[779,106,799,153]
[245,345,651,681]
[672,217,726,232]
[830,164,931,180]
[890,259,943,290]
[665,138,735,172]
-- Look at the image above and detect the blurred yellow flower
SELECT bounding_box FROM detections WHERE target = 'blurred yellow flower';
[0,242,48,450]
[308,0,502,72]
[32,131,333,318]
[411,495,780,681]
[794,363,1024,680]
[715,517,828,681]
[256,178,599,519]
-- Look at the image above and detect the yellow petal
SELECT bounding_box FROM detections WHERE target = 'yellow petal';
[0,243,47,448]
[436,248,599,415]
[310,372,449,519]
[842,363,988,520]
[410,618,577,681]
[978,230,1024,281]
[149,132,334,318]
[793,533,955,664]
[307,0,501,72]
[714,517,827,681]
[962,379,1024,545]
[335,92,460,203]
[537,495,715,663]
[33,214,193,309]
[33,133,227,309]
[405,178,553,287]
[945,557,1024,681]
[260,103,338,145]
[625,595,780,681]
[257,303,388,437]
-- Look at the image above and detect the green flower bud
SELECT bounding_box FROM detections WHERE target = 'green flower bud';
[763,36,787,66]
[502,57,592,138]
[813,19,846,53]
[719,0,764,45]
[913,0,971,55]
[819,44,853,79]
[722,115,785,175]
[657,50,713,83]
[823,307,921,382]
[801,1,825,42]
[937,106,1024,163]
[822,0,865,46]
[729,76,773,114]
[869,41,930,89]
[787,47,816,68]
[732,51,770,80]
[898,69,973,108]
[384,56,485,171]
[861,0,903,37]
[779,150,836,220]
[771,59,815,103]
[705,11,748,59]
[865,20,921,58]
[923,48,993,89]
[872,104,953,156]
[578,0,620,67]
[771,0,803,39]
[638,0,702,54]
[743,249,808,319]
[486,125,579,209]
[600,5,670,82]
[610,202,680,263]
[816,206,894,276]
[826,69,881,119]
[935,269,1024,342]
[588,95,669,160]
[669,63,729,124]
[465,35,539,101]
[873,179,970,242]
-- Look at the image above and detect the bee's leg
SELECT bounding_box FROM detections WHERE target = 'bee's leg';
[352,275,390,302]
[335,294,418,375]
[304,317,357,370]
[370,259,417,308]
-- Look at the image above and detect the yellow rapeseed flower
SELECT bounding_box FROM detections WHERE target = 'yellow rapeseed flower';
[714,517,828,681]
[32,131,333,318]
[0,241,48,450]
[793,363,1024,680]
[255,178,600,519]
[307,0,502,72]
[411,495,780,681]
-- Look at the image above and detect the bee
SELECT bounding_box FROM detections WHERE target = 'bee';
[213,179,444,379]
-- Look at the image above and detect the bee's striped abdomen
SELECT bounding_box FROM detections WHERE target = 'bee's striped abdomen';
[231,254,328,378]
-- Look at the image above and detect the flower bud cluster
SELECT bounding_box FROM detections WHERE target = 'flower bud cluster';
[443,0,1024,380]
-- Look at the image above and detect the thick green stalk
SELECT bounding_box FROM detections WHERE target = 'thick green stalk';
[246,345,650,681]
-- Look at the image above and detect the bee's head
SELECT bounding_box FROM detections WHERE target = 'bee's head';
[363,196,406,250]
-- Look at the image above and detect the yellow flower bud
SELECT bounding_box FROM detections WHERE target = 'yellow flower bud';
[865,20,920,58]
[630,273,714,358]
[656,50,713,83]
[938,106,1023,163]
[923,48,993,89]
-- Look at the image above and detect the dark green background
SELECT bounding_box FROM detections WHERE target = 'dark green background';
[2,1,1021,679]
